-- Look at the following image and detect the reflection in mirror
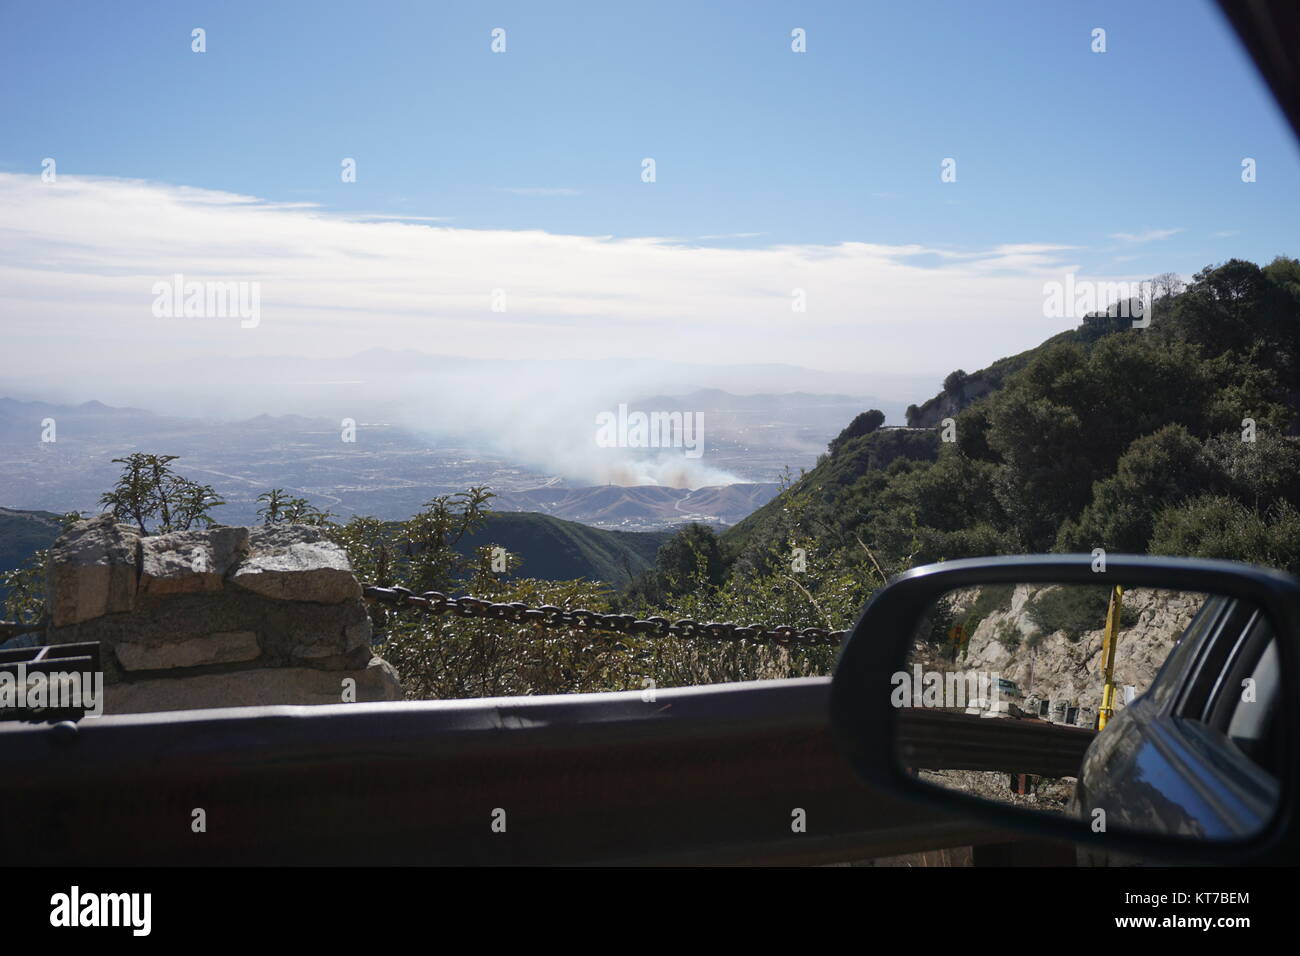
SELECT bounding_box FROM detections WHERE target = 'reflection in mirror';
[894,583,1281,843]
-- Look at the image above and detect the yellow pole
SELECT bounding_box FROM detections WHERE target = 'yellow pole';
[1098,585,1124,730]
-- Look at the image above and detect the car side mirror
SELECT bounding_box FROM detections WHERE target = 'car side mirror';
[829,554,1300,864]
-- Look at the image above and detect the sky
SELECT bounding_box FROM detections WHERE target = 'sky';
[1,0,1298,411]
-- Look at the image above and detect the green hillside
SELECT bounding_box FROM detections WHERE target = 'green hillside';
[0,508,62,570]
[454,511,670,585]
[722,257,1300,575]
[0,508,63,604]
[721,314,1156,561]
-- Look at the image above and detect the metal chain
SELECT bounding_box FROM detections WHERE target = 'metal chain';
[1,591,848,648]
[361,585,848,647]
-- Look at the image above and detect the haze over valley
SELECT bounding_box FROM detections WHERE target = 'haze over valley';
[0,374,898,530]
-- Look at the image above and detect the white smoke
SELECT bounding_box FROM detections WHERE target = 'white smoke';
[391,362,742,488]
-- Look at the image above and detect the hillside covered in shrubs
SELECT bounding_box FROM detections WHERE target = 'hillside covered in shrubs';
[718,256,1300,577]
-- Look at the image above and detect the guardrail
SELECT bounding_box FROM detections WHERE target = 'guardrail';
[901,708,1097,778]
[0,677,1086,865]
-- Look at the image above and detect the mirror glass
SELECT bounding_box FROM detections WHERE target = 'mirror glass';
[895,582,1281,842]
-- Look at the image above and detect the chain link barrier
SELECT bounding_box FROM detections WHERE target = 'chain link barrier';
[361,585,848,648]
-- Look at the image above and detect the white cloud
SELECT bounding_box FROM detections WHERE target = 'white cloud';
[344,213,454,222]
[1109,227,1184,243]
[0,173,1095,385]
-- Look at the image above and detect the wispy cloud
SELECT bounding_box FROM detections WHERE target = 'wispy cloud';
[1109,227,1183,243]
[345,213,453,223]
[0,174,1098,384]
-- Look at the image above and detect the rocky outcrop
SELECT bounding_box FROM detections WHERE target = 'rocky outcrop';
[44,517,402,714]
[230,525,362,603]
[139,526,248,596]
[953,585,1199,726]
[906,376,996,428]
[46,515,141,626]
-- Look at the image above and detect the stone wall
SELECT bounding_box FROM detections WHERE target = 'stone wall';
[44,515,402,714]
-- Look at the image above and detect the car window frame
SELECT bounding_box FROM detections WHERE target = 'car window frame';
[1144,592,1229,714]
[1170,596,1256,722]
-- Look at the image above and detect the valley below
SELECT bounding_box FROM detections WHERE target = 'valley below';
[0,391,842,531]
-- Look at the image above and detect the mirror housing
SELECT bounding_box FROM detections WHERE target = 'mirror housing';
[829,554,1300,864]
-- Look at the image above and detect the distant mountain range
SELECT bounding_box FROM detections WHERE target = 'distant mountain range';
[490,482,780,531]
[0,392,844,529]
[6,349,914,422]
[0,393,793,597]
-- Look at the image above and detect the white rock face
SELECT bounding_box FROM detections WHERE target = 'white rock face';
[46,514,141,627]
[229,525,361,604]
[956,584,1201,724]
[140,527,250,596]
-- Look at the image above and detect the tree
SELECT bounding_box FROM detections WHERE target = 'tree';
[1055,425,1214,553]
[330,515,395,587]
[1151,272,1185,299]
[984,337,1214,549]
[655,523,725,595]
[257,489,334,526]
[401,487,494,593]
[98,454,224,534]
[828,409,886,456]
[1156,259,1270,362]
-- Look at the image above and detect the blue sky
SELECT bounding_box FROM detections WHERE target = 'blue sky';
[0,0,1297,400]
[3,0,1296,267]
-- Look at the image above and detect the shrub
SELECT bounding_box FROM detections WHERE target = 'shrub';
[1150,495,1300,575]
[1027,586,1134,643]
[828,409,886,456]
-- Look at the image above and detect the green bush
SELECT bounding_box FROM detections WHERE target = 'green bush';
[1027,586,1134,643]
[1056,425,1215,554]
[994,620,1022,651]
[1150,495,1300,575]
